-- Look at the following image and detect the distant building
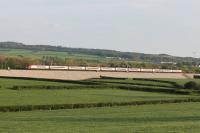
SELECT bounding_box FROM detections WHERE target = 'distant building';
[106,57,127,60]
[160,62,177,65]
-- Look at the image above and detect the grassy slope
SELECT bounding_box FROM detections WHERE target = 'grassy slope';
[0,48,104,60]
[0,102,200,133]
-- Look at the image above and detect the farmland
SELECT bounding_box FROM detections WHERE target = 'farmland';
[0,78,196,106]
[0,77,200,132]
[1,103,200,133]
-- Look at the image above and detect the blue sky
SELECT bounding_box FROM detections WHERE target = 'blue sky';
[0,0,199,57]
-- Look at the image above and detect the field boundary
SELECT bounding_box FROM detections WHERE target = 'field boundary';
[1,98,200,112]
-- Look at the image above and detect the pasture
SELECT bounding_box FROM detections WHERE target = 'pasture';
[0,77,200,132]
[1,103,200,133]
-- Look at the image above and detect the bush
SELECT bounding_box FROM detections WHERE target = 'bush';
[184,81,200,90]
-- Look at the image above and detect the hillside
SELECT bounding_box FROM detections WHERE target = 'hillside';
[0,41,199,63]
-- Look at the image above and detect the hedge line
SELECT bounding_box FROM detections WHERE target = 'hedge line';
[0,76,100,85]
[99,76,182,88]
[0,98,199,112]
[93,80,176,89]
[115,85,190,95]
[10,85,108,90]
[100,76,128,80]
[99,76,177,85]
[10,84,169,91]
[132,78,182,88]
[132,78,177,84]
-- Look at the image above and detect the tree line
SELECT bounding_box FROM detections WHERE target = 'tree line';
[0,55,200,73]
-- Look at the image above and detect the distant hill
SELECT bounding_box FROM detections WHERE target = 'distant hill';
[0,41,199,63]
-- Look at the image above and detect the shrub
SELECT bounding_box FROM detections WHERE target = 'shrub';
[184,81,199,90]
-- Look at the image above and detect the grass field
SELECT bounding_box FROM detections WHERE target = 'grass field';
[0,77,200,132]
[1,102,200,133]
[0,89,192,106]
[0,78,193,106]
[0,78,78,88]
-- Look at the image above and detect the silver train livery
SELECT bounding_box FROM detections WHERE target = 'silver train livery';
[28,65,183,73]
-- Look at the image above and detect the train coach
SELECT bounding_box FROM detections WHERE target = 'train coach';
[128,68,141,72]
[50,66,68,70]
[68,66,85,71]
[116,67,128,72]
[28,65,183,73]
[140,69,154,73]
[28,65,50,70]
[100,67,116,72]
[85,67,101,71]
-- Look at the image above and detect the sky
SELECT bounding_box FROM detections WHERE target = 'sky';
[0,0,199,57]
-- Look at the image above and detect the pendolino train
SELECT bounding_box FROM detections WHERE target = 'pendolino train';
[28,65,183,73]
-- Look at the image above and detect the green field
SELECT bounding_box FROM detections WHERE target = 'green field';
[0,88,192,106]
[1,102,200,133]
[0,77,200,132]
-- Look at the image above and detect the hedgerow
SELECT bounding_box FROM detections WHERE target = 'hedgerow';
[10,85,107,90]
[100,76,128,80]
[0,98,199,112]
[132,78,182,88]
[99,76,182,88]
